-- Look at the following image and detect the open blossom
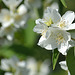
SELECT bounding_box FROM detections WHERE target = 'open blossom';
[2,0,22,11]
[51,11,75,30]
[26,57,37,75]
[38,59,50,75]
[39,7,61,27]
[26,57,50,75]
[14,4,28,28]
[38,27,71,55]
[0,25,16,41]
[0,56,29,75]
[59,61,70,75]
[33,19,48,37]
[0,9,14,27]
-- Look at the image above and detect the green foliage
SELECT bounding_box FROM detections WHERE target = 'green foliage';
[60,0,67,8]
[52,49,60,70]
[66,47,75,75]
[25,19,37,47]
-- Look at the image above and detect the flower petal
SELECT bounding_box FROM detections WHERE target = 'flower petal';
[44,7,61,23]
[38,35,57,50]
[65,23,75,30]
[59,61,68,70]
[33,23,48,34]
[62,11,74,24]
[58,42,69,55]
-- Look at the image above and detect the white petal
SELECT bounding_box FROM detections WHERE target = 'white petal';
[4,72,13,75]
[0,9,14,27]
[58,42,69,55]
[44,7,61,23]
[62,11,74,24]
[17,4,27,15]
[17,61,26,68]
[3,0,22,10]
[14,14,28,28]
[33,23,48,34]
[65,23,75,30]
[51,9,61,23]
[38,35,57,50]
[50,2,59,10]
[7,34,14,41]
[1,59,10,71]
[68,71,71,75]
[59,61,68,70]
[35,19,45,24]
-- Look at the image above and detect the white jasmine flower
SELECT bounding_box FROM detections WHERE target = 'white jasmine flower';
[38,27,71,55]
[24,0,42,9]
[17,61,26,68]
[52,11,75,30]
[14,4,28,28]
[39,59,50,75]
[33,19,48,37]
[26,57,37,75]
[0,59,10,71]
[0,9,14,27]
[0,25,16,41]
[37,7,61,27]
[17,4,27,15]
[59,61,70,75]
[4,72,13,75]
[15,67,29,75]
[2,0,22,11]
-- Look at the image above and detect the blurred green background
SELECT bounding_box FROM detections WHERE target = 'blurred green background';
[0,0,75,75]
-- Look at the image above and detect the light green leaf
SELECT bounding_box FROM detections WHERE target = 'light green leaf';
[52,49,60,70]
[60,0,67,8]
[66,47,75,75]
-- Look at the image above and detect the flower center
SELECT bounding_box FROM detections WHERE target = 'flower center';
[56,33,64,44]
[4,15,11,21]
[58,20,66,28]
[15,15,21,21]
[45,18,53,26]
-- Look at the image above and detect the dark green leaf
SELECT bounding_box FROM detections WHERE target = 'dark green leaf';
[66,47,75,75]
[52,49,60,70]
[60,0,67,8]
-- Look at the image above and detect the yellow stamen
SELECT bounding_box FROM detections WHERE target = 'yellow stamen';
[59,20,66,28]
[4,15,11,21]
[56,33,64,44]
[45,18,53,26]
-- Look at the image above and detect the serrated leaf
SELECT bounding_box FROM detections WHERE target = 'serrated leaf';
[52,49,60,70]
[60,0,67,8]
[66,47,75,75]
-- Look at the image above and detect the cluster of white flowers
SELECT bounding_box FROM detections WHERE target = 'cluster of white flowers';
[33,7,75,55]
[0,0,28,45]
[25,0,42,19]
[0,56,50,75]
[0,56,29,75]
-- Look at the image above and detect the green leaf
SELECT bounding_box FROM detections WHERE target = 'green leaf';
[60,0,67,8]
[52,49,60,70]
[66,47,75,75]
